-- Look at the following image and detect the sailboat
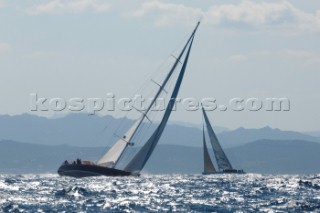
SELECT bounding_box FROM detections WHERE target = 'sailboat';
[202,108,245,174]
[57,22,200,177]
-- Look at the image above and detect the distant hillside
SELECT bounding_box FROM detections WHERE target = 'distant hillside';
[305,131,320,138]
[0,113,224,148]
[0,114,319,148]
[218,126,320,147]
[1,139,320,174]
[0,113,131,147]
[226,139,320,174]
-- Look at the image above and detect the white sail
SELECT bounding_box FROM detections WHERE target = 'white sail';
[96,117,142,167]
[203,126,216,173]
[202,108,233,171]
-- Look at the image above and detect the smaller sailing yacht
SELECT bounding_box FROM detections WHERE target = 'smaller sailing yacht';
[202,108,245,174]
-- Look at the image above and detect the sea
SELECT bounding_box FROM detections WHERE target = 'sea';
[0,174,320,212]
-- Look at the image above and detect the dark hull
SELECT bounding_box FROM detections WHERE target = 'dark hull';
[58,164,132,178]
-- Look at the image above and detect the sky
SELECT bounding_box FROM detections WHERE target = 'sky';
[0,0,319,131]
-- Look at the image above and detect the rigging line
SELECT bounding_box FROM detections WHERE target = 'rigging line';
[115,66,170,128]
[87,117,120,161]
[113,133,134,146]
[149,55,173,83]
[112,61,169,131]
[132,106,152,123]
[130,83,173,151]
[117,22,200,168]
[134,112,155,144]
[144,72,172,108]
[143,62,173,101]
[171,54,182,64]
[117,133,142,167]
[170,31,192,62]
[128,55,171,96]
[143,53,182,112]
[104,102,133,142]
[124,33,197,172]
[117,58,172,118]
[131,49,174,98]
[151,79,168,94]
[99,117,127,159]
[119,115,157,166]
[116,116,155,166]
[93,23,197,150]
[113,116,127,137]
[122,100,166,165]
[125,59,180,155]
[122,44,192,169]
[149,48,183,87]
[149,33,190,85]
[148,22,198,87]
[160,66,179,99]
[128,118,152,148]
[116,38,195,165]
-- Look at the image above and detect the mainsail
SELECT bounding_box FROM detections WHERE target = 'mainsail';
[203,126,216,173]
[202,108,233,171]
[123,23,200,173]
[97,22,200,171]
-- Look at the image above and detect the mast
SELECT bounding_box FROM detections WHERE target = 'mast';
[202,108,233,171]
[97,22,200,168]
[124,28,199,172]
[203,125,216,173]
[123,23,199,173]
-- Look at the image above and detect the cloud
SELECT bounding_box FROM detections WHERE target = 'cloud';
[26,0,111,15]
[206,1,296,26]
[228,54,248,62]
[282,49,320,65]
[0,42,12,54]
[133,1,203,27]
[133,1,320,32]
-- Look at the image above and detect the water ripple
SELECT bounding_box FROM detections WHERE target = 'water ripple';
[0,174,320,212]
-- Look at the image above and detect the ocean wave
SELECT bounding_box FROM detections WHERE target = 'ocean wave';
[0,174,320,212]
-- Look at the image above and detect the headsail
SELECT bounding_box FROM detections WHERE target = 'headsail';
[203,125,216,173]
[96,117,143,167]
[123,22,200,173]
[202,108,233,171]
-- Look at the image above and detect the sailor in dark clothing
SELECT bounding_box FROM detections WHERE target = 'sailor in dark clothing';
[77,159,81,164]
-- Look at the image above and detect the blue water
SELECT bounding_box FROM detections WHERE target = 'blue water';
[1,174,320,212]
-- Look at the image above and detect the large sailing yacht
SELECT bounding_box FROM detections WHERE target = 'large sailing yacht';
[202,108,245,174]
[57,22,200,177]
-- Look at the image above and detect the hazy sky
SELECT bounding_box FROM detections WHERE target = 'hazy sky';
[0,0,319,131]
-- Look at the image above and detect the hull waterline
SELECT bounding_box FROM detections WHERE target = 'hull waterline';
[58,164,132,178]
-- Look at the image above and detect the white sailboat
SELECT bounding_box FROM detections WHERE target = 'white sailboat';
[58,22,200,177]
[202,108,245,174]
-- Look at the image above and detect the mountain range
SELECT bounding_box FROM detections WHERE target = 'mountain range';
[0,113,319,148]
